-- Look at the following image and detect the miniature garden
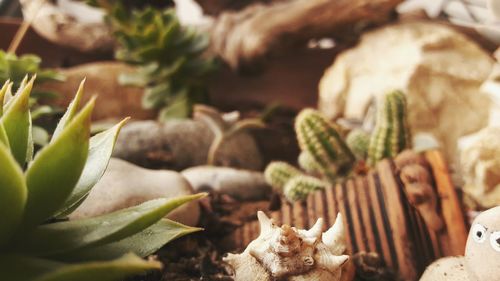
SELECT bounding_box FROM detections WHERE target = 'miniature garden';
[0,0,499,280]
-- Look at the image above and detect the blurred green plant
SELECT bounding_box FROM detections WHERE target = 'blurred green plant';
[0,50,65,146]
[103,3,216,120]
[0,77,204,281]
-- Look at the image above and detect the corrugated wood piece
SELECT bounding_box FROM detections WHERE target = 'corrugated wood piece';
[231,150,467,281]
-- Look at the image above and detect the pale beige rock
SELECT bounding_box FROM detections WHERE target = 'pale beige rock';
[69,158,200,226]
[39,62,153,121]
[459,127,500,208]
[420,206,500,281]
[319,21,494,164]
[20,0,113,52]
[181,166,271,201]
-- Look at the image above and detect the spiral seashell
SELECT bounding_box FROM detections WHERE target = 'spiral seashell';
[224,211,349,280]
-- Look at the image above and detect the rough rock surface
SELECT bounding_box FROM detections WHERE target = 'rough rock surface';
[113,120,263,171]
[69,158,200,226]
[181,166,271,201]
[39,62,153,121]
[319,21,494,164]
[459,126,500,208]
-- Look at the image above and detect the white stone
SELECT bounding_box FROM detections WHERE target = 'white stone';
[319,21,494,164]
[181,166,271,201]
[70,158,200,226]
[459,126,500,208]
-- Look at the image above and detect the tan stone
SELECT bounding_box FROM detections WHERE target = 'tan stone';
[319,21,494,164]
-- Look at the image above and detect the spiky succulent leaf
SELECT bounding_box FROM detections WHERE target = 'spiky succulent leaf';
[0,143,27,246]
[284,175,328,202]
[0,253,161,281]
[55,118,130,218]
[61,219,202,262]
[52,80,85,141]
[295,109,355,181]
[20,99,93,230]
[0,77,34,165]
[107,4,215,119]
[14,194,206,257]
[264,161,303,192]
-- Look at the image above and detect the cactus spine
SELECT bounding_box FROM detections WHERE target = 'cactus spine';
[284,175,328,202]
[368,90,411,166]
[346,128,370,160]
[264,161,302,192]
[295,109,355,181]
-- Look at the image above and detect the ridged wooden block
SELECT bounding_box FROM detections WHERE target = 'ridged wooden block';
[231,150,467,281]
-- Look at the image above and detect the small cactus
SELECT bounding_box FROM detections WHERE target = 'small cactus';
[298,151,321,174]
[264,161,302,192]
[367,90,411,166]
[284,175,328,202]
[346,128,370,160]
[295,109,355,181]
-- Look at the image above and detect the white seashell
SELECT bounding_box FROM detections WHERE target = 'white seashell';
[224,211,349,281]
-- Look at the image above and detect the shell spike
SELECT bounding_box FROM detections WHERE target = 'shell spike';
[322,213,347,255]
[257,211,273,236]
[302,218,324,242]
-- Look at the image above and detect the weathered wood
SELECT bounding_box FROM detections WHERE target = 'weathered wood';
[231,150,467,281]
[424,150,468,256]
[209,0,403,69]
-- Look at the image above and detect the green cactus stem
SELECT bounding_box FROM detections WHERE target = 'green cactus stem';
[264,161,302,192]
[295,109,355,181]
[346,128,370,160]
[367,90,411,166]
[298,151,321,174]
[284,175,328,202]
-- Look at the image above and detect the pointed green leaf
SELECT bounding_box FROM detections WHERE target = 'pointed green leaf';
[20,99,94,230]
[59,219,201,261]
[0,254,61,281]
[14,194,206,256]
[51,79,85,141]
[0,81,10,116]
[0,77,34,165]
[36,254,161,281]
[55,118,130,218]
[0,122,10,148]
[0,143,27,246]
[0,253,160,281]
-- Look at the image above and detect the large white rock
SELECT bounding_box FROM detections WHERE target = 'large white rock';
[70,158,200,226]
[459,126,500,208]
[319,21,494,164]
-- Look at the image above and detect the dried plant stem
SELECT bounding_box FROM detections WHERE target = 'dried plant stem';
[8,0,45,54]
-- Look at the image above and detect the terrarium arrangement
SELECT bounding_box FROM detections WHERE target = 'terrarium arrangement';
[0,0,499,280]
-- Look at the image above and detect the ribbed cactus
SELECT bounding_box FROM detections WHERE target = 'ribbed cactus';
[295,109,355,181]
[298,151,320,174]
[264,161,302,192]
[368,90,411,166]
[346,128,370,160]
[284,175,328,202]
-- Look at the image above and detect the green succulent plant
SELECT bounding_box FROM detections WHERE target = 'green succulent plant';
[0,50,65,146]
[264,161,302,192]
[0,77,203,281]
[295,108,355,181]
[346,128,370,161]
[367,90,411,166]
[283,175,328,202]
[106,3,216,120]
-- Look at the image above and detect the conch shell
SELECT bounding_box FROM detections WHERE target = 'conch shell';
[224,211,349,280]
